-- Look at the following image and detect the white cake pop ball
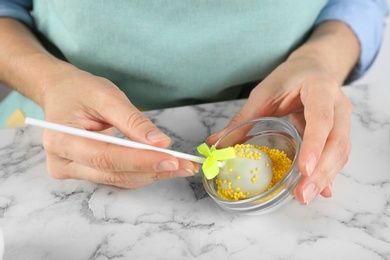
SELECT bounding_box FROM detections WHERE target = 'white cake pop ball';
[217,144,273,200]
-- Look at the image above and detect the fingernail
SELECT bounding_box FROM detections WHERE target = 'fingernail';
[173,169,194,178]
[306,154,317,177]
[194,164,200,173]
[156,160,178,172]
[324,183,333,197]
[147,130,170,143]
[303,183,318,205]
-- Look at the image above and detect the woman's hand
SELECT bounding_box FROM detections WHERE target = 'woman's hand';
[209,21,359,205]
[41,68,198,188]
[0,18,198,189]
[208,54,352,204]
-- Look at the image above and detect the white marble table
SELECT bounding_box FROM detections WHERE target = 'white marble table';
[2,4,390,259]
[1,81,390,259]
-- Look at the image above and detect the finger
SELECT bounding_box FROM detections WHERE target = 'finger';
[298,83,337,178]
[208,121,258,148]
[312,95,352,191]
[295,148,348,204]
[43,129,198,174]
[295,95,352,204]
[208,84,279,145]
[47,153,197,189]
[93,90,171,148]
[46,154,164,189]
[320,183,332,198]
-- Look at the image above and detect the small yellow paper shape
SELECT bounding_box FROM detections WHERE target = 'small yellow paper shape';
[6,108,26,128]
[197,143,236,180]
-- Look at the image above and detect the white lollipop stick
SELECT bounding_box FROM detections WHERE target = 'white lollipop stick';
[25,117,206,164]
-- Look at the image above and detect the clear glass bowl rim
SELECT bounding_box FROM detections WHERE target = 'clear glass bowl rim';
[202,117,302,208]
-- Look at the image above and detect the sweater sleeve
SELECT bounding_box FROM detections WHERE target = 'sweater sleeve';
[0,0,33,28]
[315,0,389,82]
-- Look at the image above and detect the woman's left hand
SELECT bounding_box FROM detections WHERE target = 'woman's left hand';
[208,54,353,204]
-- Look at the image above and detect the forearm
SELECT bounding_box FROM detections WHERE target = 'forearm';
[288,20,360,85]
[0,17,75,107]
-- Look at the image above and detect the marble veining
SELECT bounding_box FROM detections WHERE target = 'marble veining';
[1,83,390,259]
[2,4,390,259]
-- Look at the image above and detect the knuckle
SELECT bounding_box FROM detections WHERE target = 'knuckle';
[91,152,116,173]
[104,174,122,186]
[46,161,67,180]
[49,171,67,180]
[42,130,63,153]
[104,174,146,189]
[131,160,146,172]
[319,108,334,130]
[42,132,54,152]
[103,173,129,188]
[43,131,73,159]
[315,164,332,186]
[342,96,353,115]
[322,109,333,128]
[248,87,261,98]
[322,174,334,188]
[154,172,171,180]
[230,112,244,126]
[316,164,334,187]
[126,112,151,131]
[317,72,339,90]
[341,154,350,166]
[335,136,350,158]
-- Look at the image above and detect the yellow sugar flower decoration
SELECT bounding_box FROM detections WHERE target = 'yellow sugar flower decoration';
[197,143,236,180]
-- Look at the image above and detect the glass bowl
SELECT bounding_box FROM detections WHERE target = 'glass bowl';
[202,117,302,215]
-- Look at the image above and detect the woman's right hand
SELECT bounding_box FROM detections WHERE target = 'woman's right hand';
[41,67,198,188]
[0,18,197,188]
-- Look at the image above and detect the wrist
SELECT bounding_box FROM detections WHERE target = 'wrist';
[287,21,360,85]
[0,18,78,107]
[11,53,79,108]
[32,55,78,107]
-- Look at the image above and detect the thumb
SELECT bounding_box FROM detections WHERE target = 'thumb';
[208,87,277,145]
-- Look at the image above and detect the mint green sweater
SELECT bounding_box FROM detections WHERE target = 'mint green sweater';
[1,0,326,126]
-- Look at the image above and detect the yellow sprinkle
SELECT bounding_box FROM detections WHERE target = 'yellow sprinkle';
[216,143,292,201]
